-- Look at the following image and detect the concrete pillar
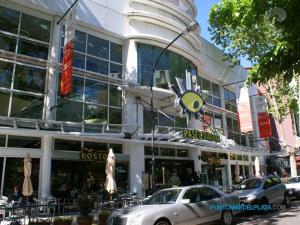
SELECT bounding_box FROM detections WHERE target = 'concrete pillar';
[289,149,297,177]
[227,152,232,186]
[129,143,145,197]
[45,16,61,120]
[40,135,52,198]
[124,39,138,83]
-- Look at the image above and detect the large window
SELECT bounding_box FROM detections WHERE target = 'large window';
[226,115,246,146]
[56,76,122,124]
[0,6,51,60]
[198,77,221,108]
[224,88,237,113]
[0,6,50,119]
[143,109,186,133]
[137,44,197,88]
[60,29,123,79]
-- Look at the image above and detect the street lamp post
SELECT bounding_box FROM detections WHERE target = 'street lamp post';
[150,21,199,192]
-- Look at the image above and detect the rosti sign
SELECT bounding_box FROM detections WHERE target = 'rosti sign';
[80,148,107,161]
[183,129,221,142]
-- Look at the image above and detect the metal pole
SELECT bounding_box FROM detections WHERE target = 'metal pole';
[150,32,185,192]
[56,0,79,25]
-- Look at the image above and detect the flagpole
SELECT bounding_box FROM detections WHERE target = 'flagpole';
[57,0,79,25]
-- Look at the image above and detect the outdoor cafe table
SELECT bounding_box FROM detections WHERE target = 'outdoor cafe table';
[0,203,56,223]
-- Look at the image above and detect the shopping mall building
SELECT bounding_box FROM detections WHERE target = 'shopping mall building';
[0,0,268,198]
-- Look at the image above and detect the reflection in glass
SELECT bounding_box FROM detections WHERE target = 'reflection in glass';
[11,93,44,119]
[0,60,13,88]
[108,143,122,154]
[0,6,20,34]
[87,35,109,59]
[56,100,83,122]
[85,80,108,105]
[0,34,16,52]
[0,91,9,116]
[14,65,46,93]
[110,63,122,79]
[75,30,86,53]
[20,13,51,42]
[109,107,122,124]
[7,135,41,148]
[86,56,108,75]
[73,53,85,69]
[0,135,5,146]
[18,39,49,60]
[109,85,122,107]
[110,43,122,63]
[84,141,107,151]
[54,139,82,151]
[84,104,107,124]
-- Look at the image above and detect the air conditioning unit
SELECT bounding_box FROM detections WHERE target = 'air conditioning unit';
[154,70,170,88]
[110,72,121,79]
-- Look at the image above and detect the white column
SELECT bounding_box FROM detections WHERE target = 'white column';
[289,149,297,177]
[129,143,145,197]
[227,152,232,186]
[45,16,61,120]
[190,148,200,174]
[40,135,52,198]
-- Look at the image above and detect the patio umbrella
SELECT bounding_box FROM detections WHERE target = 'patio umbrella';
[235,162,240,183]
[105,148,117,194]
[22,153,33,197]
[255,157,260,176]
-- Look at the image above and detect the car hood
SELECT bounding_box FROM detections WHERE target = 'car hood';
[112,204,174,217]
[286,183,300,190]
[233,189,258,198]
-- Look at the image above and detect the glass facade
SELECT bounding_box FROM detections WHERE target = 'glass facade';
[56,76,122,124]
[224,88,237,113]
[143,109,186,133]
[137,43,197,88]
[198,77,221,108]
[0,6,50,119]
[60,29,123,79]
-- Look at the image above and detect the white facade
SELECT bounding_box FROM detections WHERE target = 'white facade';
[0,0,267,198]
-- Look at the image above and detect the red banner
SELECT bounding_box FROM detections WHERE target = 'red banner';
[60,40,74,96]
[258,112,272,138]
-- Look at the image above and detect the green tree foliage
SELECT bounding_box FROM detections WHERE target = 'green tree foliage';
[209,0,300,120]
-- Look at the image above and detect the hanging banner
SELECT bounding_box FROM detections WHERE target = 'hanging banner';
[258,112,272,138]
[60,2,77,96]
[236,85,253,133]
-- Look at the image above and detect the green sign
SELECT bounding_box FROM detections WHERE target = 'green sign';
[183,129,220,142]
[80,148,107,161]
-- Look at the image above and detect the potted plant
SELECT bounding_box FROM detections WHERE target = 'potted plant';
[98,210,112,225]
[53,217,73,225]
[77,192,94,225]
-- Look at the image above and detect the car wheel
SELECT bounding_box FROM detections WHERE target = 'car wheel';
[284,193,291,207]
[154,219,170,225]
[220,210,233,225]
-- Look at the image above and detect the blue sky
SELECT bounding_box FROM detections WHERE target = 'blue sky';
[195,0,252,67]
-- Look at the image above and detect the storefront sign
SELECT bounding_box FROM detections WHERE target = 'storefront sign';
[183,129,220,142]
[80,148,107,161]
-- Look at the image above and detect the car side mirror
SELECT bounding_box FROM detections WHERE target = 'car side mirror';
[180,199,190,204]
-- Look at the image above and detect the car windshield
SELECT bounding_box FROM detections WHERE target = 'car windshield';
[288,177,300,183]
[143,189,182,205]
[237,179,262,190]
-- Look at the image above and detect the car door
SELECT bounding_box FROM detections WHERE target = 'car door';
[177,188,205,225]
[263,177,278,204]
[197,186,223,223]
[271,176,286,203]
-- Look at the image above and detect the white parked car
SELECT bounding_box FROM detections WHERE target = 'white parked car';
[108,185,239,225]
[285,176,300,198]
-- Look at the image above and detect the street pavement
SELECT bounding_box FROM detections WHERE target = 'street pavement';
[234,199,300,225]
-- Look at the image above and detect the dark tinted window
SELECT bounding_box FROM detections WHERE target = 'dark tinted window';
[199,187,221,201]
[183,188,200,203]
[7,136,41,148]
[54,139,81,151]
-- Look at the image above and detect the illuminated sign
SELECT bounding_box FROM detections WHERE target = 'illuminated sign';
[183,129,220,142]
[80,148,107,161]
